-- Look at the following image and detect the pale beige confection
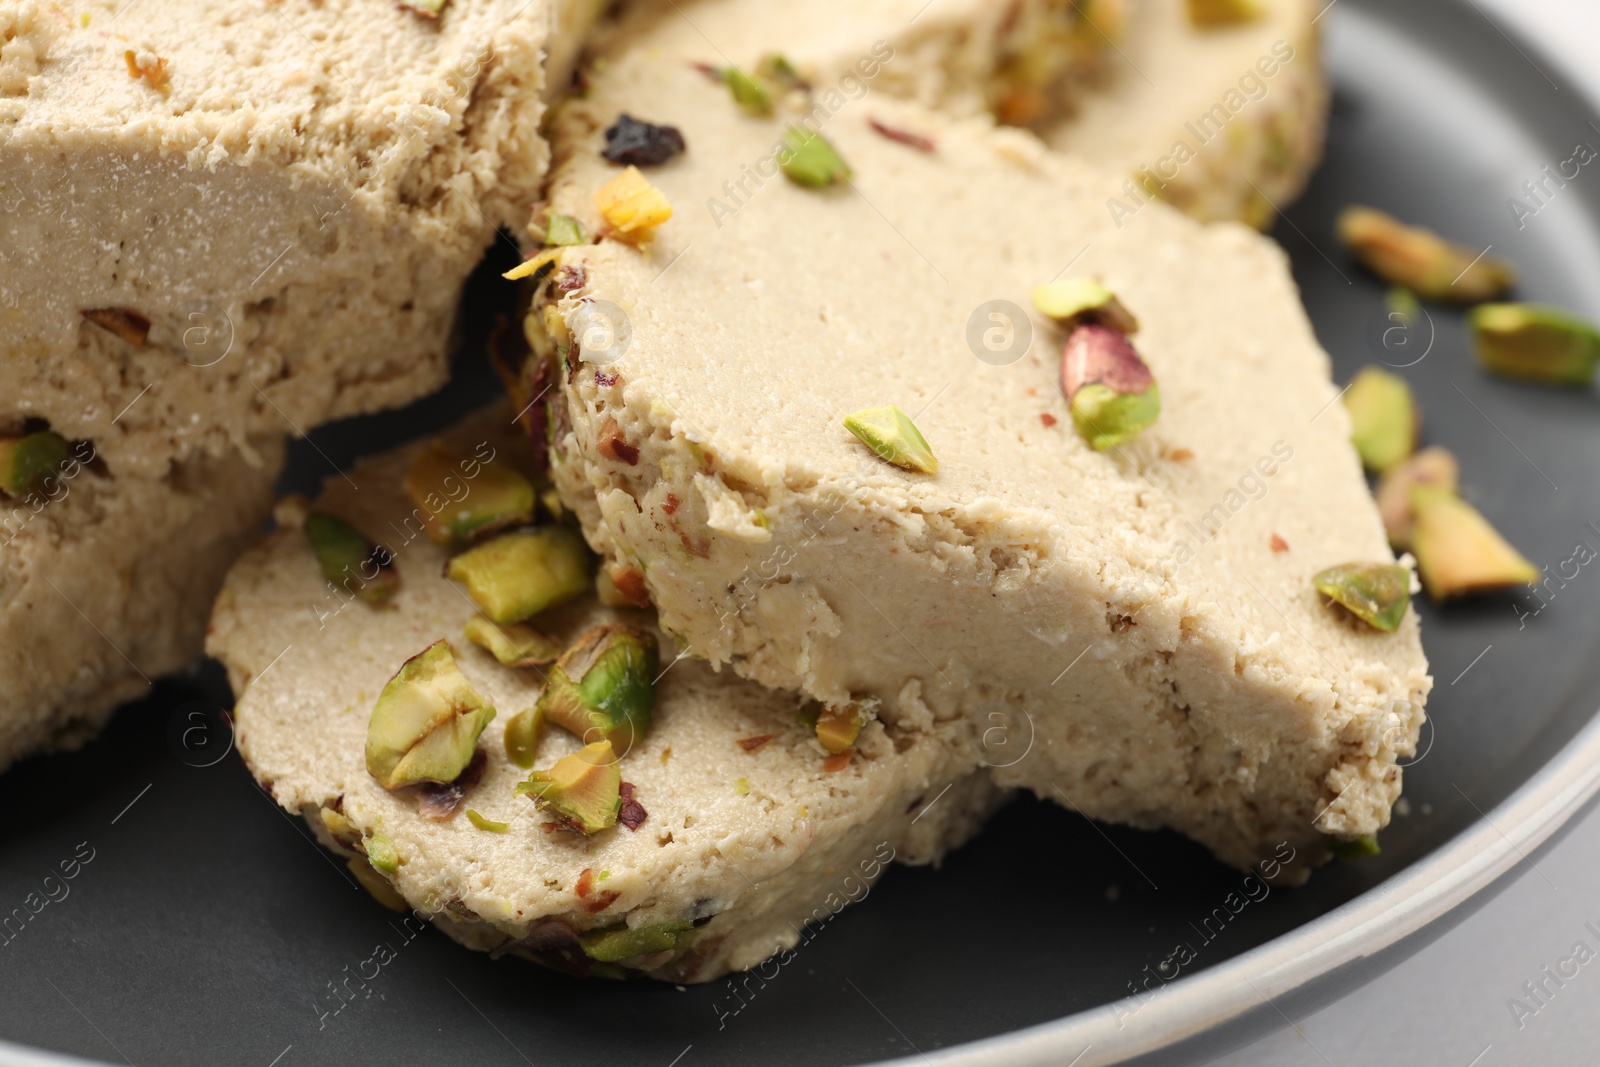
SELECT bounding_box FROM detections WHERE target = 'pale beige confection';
[536,54,1430,874]
[0,436,283,773]
[0,0,607,481]
[1040,0,1329,227]
[207,415,999,982]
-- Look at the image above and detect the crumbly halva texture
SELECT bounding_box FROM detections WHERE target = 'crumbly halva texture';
[1041,0,1329,227]
[207,415,998,982]
[0,0,606,480]
[535,58,1429,873]
[0,436,282,772]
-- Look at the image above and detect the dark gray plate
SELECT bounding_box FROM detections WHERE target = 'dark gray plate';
[4,1,1600,1064]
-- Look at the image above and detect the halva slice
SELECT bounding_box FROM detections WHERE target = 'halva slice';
[531,51,1429,874]
[207,414,998,982]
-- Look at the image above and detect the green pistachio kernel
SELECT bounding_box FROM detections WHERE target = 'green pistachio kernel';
[1327,834,1381,861]
[1410,485,1539,600]
[1312,562,1412,633]
[466,809,511,833]
[537,624,659,754]
[365,640,496,789]
[579,919,696,963]
[781,127,852,187]
[446,527,593,623]
[304,511,400,605]
[1031,278,1139,334]
[545,213,586,248]
[1343,366,1418,473]
[514,740,622,834]
[0,431,70,499]
[843,405,938,474]
[1070,382,1162,452]
[463,614,561,668]
[404,441,535,545]
[503,706,545,769]
[365,833,401,875]
[1469,303,1600,386]
[723,67,772,114]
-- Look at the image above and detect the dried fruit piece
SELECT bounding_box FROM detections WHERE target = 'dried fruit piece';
[1031,278,1139,334]
[446,527,593,623]
[463,615,561,668]
[813,702,868,754]
[617,781,648,830]
[467,809,511,833]
[1186,0,1266,26]
[843,405,938,474]
[537,624,659,754]
[781,127,851,187]
[1376,447,1460,550]
[579,920,696,963]
[1410,485,1538,600]
[545,214,586,247]
[1469,303,1600,386]
[503,706,545,769]
[515,740,623,834]
[366,641,496,790]
[1327,834,1381,861]
[1343,366,1417,473]
[81,307,150,346]
[595,166,673,242]
[1312,562,1411,633]
[822,751,853,772]
[1336,206,1515,303]
[601,114,687,167]
[1060,325,1160,451]
[404,441,535,545]
[304,511,399,605]
[0,431,70,499]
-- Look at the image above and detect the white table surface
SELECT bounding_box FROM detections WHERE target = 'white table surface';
[1227,2,1600,1062]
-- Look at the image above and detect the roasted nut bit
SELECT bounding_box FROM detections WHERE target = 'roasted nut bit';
[1328,834,1381,861]
[0,431,70,498]
[304,511,400,605]
[1187,0,1266,26]
[503,706,545,769]
[1343,366,1417,473]
[1031,278,1139,334]
[1469,303,1600,386]
[601,114,687,167]
[580,919,696,963]
[366,641,496,790]
[545,214,586,248]
[1376,446,1460,550]
[1060,324,1160,451]
[404,441,535,545]
[515,740,623,834]
[446,527,593,623]
[781,127,852,187]
[594,166,673,243]
[463,615,562,668]
[813,702,869,754]
[843,405,938,474]
[1312,562,1411,633]
[1410,485,1538,600]
[537,624,660,754]
[1336,206,1515,303]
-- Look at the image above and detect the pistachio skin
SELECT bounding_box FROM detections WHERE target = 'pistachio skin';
[1376,447,1459,550]
[1060,325,1160,451]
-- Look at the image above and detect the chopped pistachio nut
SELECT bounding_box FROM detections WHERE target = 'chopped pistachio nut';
[580,919,696,963]
[304,511,399,605]
[400,0,446,15]
[1328,834,1381,861]
[734,777,751,796]
[1376,447,1459,550]
[1343,366,1417,473]
[545,214,586,248]
[1336,206,1515,302]
[463,615,561,668]
[466,809,511,833]
[756,53,803,91]
[318,806,360,848]
[503,706,545,769]
[446,527,593,623]
[1469,303,1600,386]
[1186,0,1266,26]
[781,127,852,187]
[537,624,659,754]
[1410,485,1538,600]
[365,641,496,790]
[1386,287,1421,329]
[1031,278,1139,334]
[515,740,622,834]
[594,166,673,242]
[404,441,535,545]
[813,702,869,754]
[723,67,772,114]
[843,405,938,474]
[347,857,409,911]
[365,833,401,875]
[0,431,70,498]
[1312,562,1411,633]
[1060,325,1160,451]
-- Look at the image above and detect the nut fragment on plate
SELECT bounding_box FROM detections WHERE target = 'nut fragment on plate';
[1337,205,1515,303]
[1376,447,1459,550]
[1469,303,1600,386]
[303,510,400,606]
[1343,366,1418,473]
[1410,485,1538,600]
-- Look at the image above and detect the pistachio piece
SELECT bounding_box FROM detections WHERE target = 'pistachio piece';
[515,739,622,834]
[365,641,496,790]
[1327,834,1381,861]
[347,856,409,911]
[1312,562,1411,633]
[1336,206,1515,302]
[537,624,659,754]
[304,511,399,605]
[318,806,361,848]
[504,706,545,769]
[843,405,938,474]
[1375,447,1459,550]
[463,614,561,668]
[580,919,696,963]
[813,702,869,755]
[404,441,535,545]
[722,67,772,115]
[400,0,446,15]
[445,527,593,623]
[755,53,804,91]
[781,127,852,187]
[81,307,151,346]
[1410,485,1538,599]
[1386,287,1421,329]
[545,214,586,248]
[1469,303,1600,386]
[365,833,401,875]
[1061,324,1160,451]
[594,165,673,242]
[601,114,687,167]
[0,431,70,499]
[1343,366,1417,473]
[1031,278,1139,334]
[1187,0,1266,26]
[466,809,511,833]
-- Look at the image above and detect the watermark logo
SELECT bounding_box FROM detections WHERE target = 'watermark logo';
[167,700,235,768]
[965,299,1033,366]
